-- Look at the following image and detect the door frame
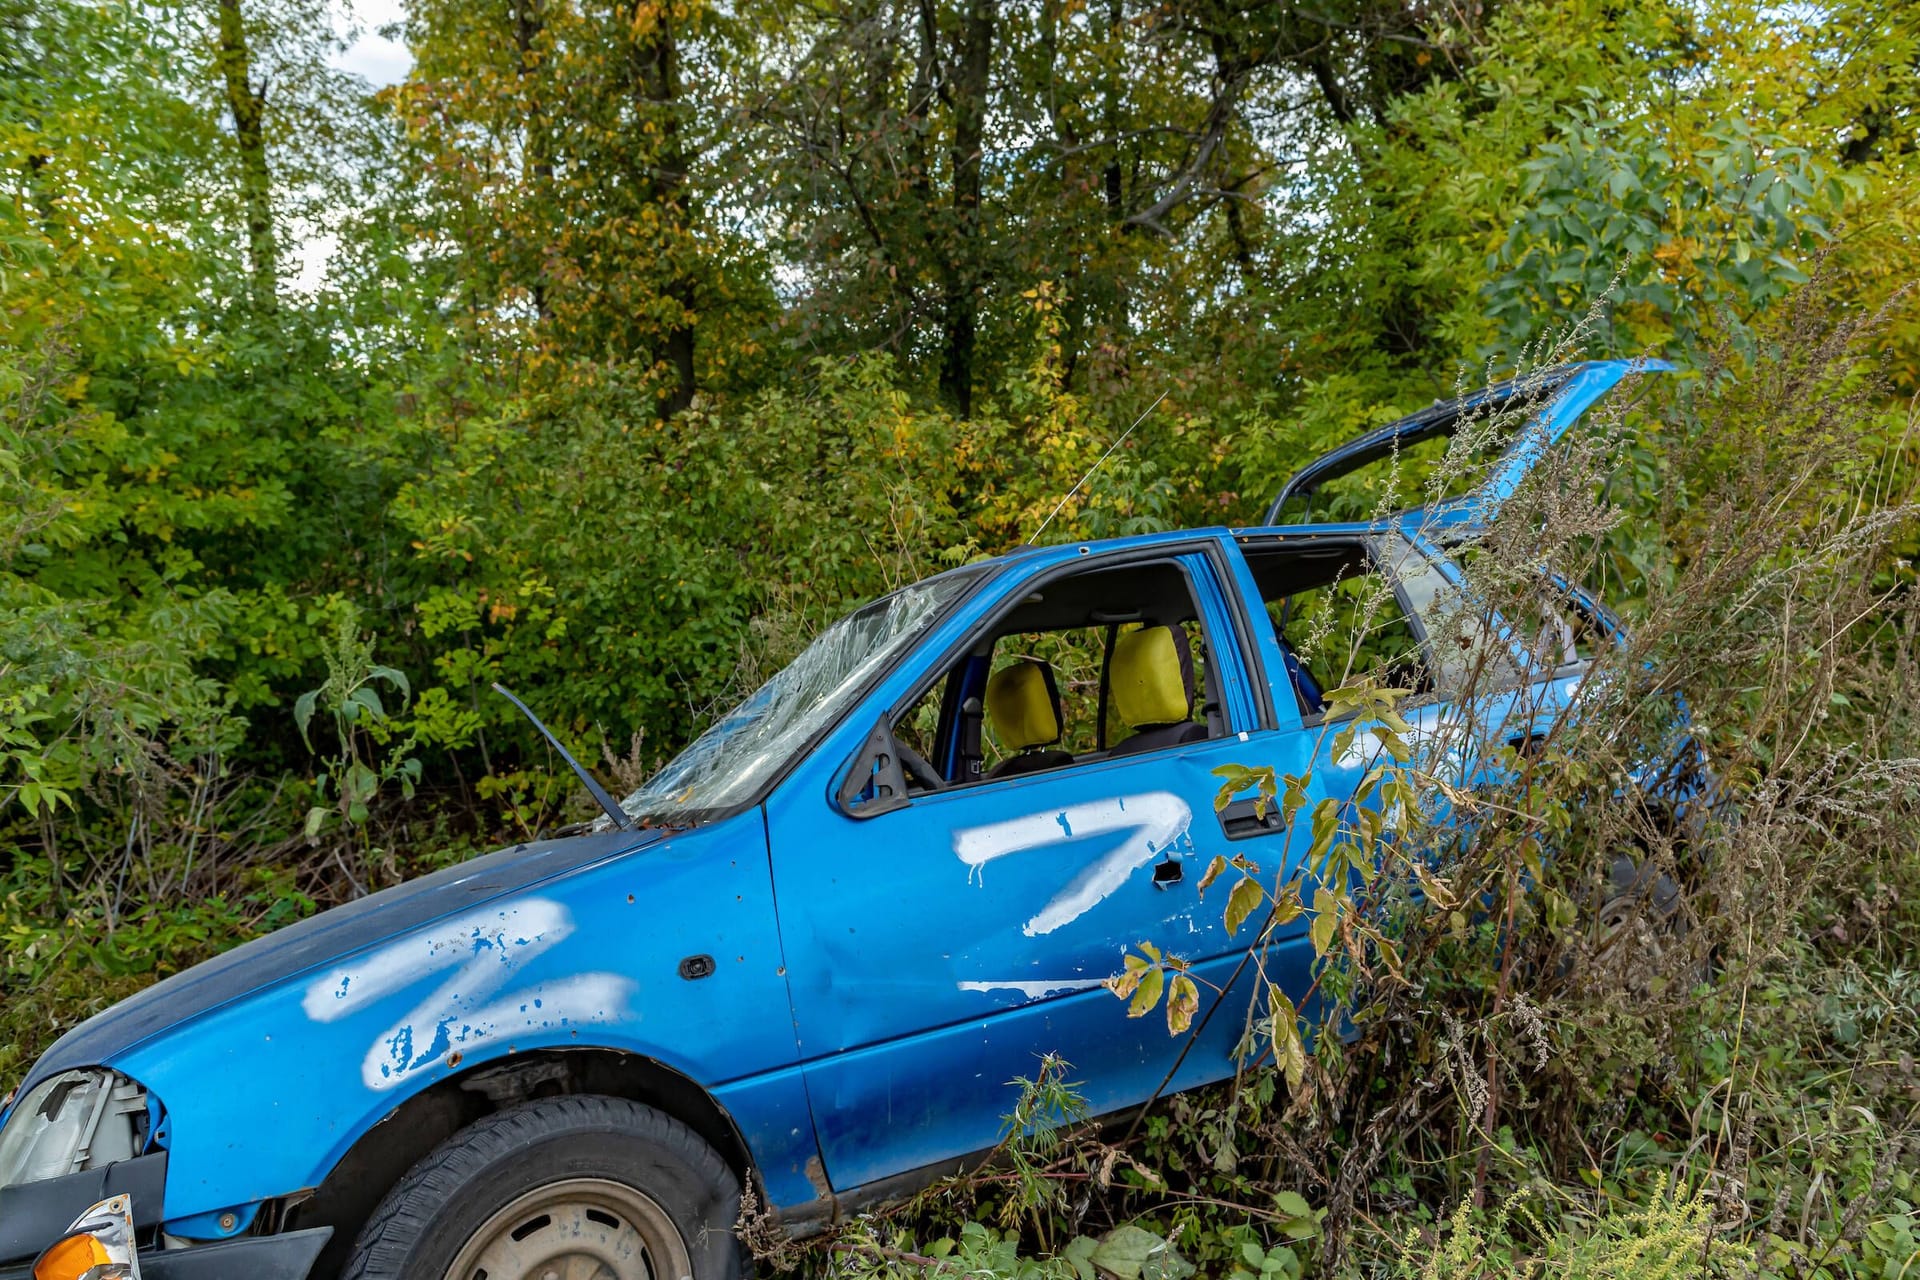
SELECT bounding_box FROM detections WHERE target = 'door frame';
[833,537,1279,807]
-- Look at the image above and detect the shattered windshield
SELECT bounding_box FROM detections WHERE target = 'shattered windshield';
[621,571,980,822]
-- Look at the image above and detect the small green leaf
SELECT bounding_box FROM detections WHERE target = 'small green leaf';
[369,664,411,701]
[1274,1191,1312,1219]
[1309,890,1339,957]
[293,690,318,749]
[344,761,379,803]
[1128,966,1165,1019]
[349,686,385,722]
[1271,989,1307,1091]
[1090,1225,1193,1280]
[1281,775,1309,822]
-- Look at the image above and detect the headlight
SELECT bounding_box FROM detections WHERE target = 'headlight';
[0,1070,149,1189]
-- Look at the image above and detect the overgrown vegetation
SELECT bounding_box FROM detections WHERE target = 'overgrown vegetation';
[3,0,1918,1273]
[803,292,1920,1279]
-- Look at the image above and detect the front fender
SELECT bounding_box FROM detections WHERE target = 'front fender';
[106,813,794,1236]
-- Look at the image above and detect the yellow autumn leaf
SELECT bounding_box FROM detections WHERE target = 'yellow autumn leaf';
[1225,875,1265,937]
[1166,973,1200,1035]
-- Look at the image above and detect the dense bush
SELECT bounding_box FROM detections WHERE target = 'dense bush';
[3,0,1918,1271]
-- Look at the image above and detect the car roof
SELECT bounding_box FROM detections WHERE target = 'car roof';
[949,519,1386,577]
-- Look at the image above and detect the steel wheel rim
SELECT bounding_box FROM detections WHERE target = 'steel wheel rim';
[1597,894,1655,947]
[446,1177,691,1280]
[1596,890,1705,992]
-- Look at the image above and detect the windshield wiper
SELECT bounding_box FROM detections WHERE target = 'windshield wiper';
[490,683,633,831]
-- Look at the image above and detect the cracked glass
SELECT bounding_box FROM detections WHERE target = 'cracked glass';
[621,570,980,822]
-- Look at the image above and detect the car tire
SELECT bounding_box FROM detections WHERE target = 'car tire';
[1593,850,1706,992]
[340,1095,743,1280]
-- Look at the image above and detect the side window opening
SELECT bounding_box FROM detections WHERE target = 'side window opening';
[893,674,949,767]
[1447,549,1618,675]
[891,558,1225,791]
[1391,541,1616,696]
[1241,541,1435,721]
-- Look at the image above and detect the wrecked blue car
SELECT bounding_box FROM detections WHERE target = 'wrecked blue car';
[0,361,1671,1280]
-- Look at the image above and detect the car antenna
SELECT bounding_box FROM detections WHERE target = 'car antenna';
[1027,389,1170,546]
[490,683,633,830]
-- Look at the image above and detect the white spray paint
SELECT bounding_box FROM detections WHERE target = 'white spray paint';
[952,791,1192,936]
[956,977,1107,997]
[302,898,634,1090]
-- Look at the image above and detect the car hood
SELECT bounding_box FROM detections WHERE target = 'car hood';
[11,827,670,1101]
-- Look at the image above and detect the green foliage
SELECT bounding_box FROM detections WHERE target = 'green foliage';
[294,609,419,841]
[1486,112,1845,355]
[0,857,308,1081]
[1388,1177,1753,1280]
[2,0,1918,1273]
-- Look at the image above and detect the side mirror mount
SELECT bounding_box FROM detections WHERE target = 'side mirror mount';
[837,717,912,819]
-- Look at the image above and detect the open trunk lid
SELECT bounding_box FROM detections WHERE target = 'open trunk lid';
[1263,359,1673,536]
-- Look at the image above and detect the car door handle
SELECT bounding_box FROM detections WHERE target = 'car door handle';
[1217,797,1286,841]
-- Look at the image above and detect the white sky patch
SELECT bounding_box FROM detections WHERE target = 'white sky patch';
[286,0,409,294]
[288,218,338,295]
[331,0,411,89]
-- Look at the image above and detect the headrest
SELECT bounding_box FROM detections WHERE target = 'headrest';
[1109,625,1194,729]
[984,660,1063,751]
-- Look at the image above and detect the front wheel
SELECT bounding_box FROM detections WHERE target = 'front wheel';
[342,1095,742,1280]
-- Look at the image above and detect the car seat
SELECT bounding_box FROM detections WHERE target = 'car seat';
[984,659,1076,778]
[1106,625,1209,756]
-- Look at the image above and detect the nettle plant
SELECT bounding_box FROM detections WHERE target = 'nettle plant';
[295,611,422,852]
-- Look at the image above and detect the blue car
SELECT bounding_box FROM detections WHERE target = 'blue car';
[0,362,1668,1280]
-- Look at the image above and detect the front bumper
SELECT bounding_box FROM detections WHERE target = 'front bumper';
[0,1229,330,1280]
[0,1153,167,1263]
[0,1152,328,1280]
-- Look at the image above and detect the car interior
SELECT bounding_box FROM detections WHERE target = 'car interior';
[1242,538,1615,715]
[893,559,1223,788]
[882,539,1613,798]
[1240,540,1435,720]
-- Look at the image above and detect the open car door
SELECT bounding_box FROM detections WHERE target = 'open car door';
[1263,359,1673,538]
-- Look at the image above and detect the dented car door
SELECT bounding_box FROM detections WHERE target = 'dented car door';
[764,544,1291,1194]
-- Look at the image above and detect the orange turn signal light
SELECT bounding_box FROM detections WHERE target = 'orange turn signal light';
[31,1193,138,1280]
[31,1231,114,1280]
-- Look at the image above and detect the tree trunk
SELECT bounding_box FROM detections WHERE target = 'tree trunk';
[512,0,552,320]
[631,2,696,417]
[1102,0,1124,221]
[215,0,276,307]
[938,0,992,419]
